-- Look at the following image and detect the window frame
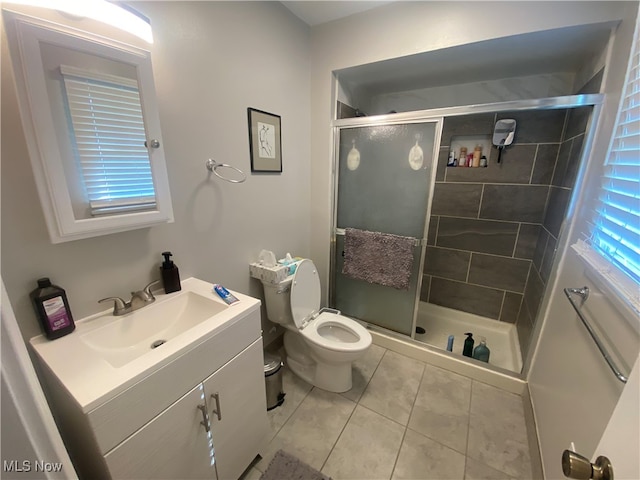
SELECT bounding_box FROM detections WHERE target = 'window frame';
[572,14,640,317]
[3,9,173,243]
[60,65,158,216]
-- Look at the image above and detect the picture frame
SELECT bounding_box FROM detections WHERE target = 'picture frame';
[247,108,282,172]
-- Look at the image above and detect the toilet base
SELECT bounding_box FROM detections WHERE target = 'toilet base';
[284,330,353,393]
[286,356,353,393]
[314,361,352,393]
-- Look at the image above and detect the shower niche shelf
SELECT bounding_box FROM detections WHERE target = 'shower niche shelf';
[448,135,492,167]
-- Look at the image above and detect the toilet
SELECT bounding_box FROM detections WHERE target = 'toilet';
[260,259,372,393]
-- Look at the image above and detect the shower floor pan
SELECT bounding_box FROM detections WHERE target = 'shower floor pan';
[415,301,522,373]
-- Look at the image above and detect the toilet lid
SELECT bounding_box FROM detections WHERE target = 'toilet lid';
[290,259,321,328]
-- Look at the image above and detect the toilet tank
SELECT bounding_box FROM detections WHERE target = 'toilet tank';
[262,278,293,325]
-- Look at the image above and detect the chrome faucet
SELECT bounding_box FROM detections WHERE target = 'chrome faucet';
[99,280,160,316]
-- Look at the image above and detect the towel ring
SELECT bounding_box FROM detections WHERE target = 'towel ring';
[205,159,246,184]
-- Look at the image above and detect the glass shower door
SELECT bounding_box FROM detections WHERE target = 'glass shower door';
[332,121,440,335]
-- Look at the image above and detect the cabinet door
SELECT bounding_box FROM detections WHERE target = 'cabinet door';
[105,383,217,479]
[204,339,269,480]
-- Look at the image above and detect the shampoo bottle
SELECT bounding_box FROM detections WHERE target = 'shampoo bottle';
[472,145,482,167]
[473,337,490,362]
[30,278,75,340]
[458,147,467,167]
[462,332,474,357]
[446,335,454,352]
[160,251,181,293]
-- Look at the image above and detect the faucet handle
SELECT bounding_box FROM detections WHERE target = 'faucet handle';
[99,296,128,315]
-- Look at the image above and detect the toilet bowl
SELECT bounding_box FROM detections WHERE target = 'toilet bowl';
[260,259,372,392]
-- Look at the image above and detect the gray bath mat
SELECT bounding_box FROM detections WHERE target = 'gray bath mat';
[259,450,332,480]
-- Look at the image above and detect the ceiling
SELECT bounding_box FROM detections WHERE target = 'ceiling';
[281,1,392,26]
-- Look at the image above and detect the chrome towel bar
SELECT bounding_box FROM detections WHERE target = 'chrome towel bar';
[564,286,628,384]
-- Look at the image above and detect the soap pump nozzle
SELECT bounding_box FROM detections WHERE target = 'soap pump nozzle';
[162,251,174,269]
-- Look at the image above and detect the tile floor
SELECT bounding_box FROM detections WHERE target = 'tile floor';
[243,344,535,480]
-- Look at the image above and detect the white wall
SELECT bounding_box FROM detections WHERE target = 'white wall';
[367,72,575,115]
[309,1,632,302]
[1,2,310,344]
[527,4,640,477]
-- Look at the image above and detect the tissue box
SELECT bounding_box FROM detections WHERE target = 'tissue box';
[249,263,291,284]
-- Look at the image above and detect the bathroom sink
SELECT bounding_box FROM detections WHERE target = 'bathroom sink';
[80,290,227,368]
[29,277,262,411]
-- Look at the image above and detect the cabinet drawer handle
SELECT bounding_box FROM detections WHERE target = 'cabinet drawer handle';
[210,393,222,421]
[197,404,210,433]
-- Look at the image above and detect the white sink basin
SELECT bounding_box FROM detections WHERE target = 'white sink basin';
[29,277,261,411]
[80,291,227,367]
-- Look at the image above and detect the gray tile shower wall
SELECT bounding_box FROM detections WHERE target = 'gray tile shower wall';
[423,108,592,341]
[517,106,593,358]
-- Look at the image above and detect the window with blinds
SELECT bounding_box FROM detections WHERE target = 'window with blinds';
[60,65,156,216]
[579,20,640,309]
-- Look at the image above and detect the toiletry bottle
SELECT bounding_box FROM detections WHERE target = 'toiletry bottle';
[473,337,490,362]
[462,332,474,357]
[30,278,75,340]
[446,335,454,352]
[160,251,181,293]
[472,145,482,167]
[458,147,467,167]
[480,155,488,168]
[447,151,455,167]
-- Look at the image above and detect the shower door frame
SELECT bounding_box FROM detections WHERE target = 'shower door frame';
[330,116,444,337]
[329,94,605,343]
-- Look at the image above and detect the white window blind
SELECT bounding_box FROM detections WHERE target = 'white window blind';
[583,22,640,301]
[60,65,156,216]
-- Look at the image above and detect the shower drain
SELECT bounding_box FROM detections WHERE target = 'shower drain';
[151,339,167,349]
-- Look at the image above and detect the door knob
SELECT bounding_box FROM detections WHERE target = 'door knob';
[562,450,613,480]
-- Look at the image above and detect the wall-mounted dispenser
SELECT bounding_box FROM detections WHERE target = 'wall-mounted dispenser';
[347,139,361,171]
[408,134,424,170]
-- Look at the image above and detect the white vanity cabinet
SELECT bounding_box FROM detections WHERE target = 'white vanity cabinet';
[30,280,270,480]
[105,339,266,480]
[104,383,216,479]
[203,339,267,480]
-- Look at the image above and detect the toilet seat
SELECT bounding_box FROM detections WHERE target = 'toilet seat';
[290,259,322,329]
[300,312,371,353]
[290,260,369,351]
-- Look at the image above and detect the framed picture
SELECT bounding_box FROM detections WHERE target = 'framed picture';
[247,108,282,172]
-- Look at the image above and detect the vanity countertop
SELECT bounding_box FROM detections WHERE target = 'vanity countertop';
[30,277,260,412]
